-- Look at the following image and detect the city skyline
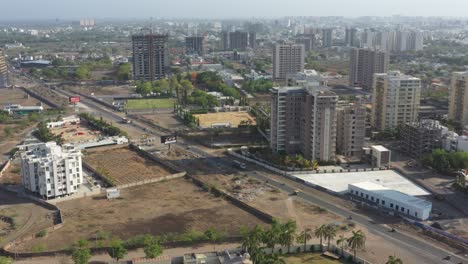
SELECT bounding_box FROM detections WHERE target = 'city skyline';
[2,0,468,20]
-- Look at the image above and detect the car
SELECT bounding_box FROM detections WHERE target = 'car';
[292,190,300,195]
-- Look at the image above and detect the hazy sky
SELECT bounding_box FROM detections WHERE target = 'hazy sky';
[3,0,468,20]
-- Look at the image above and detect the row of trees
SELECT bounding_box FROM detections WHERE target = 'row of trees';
[241,220,371,264]
[280,154,318,169]
[79,113,127,137]
[423,149,468,173]
[33,122,64,145]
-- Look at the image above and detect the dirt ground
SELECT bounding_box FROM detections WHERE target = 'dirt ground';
[49,123,101,144]
[84,146,174,185]
[0,88,44,107]
[0,189,55,249]
[67,85,136,96]
[0,159,22,185]
[17,178,265,252]
[193,112,256,128]
[138,113,186,131]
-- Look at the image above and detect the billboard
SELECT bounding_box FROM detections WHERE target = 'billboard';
[69,96,80,103]
[160,135,177,145]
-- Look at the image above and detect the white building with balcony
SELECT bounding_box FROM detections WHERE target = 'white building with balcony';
[20,142,83,199]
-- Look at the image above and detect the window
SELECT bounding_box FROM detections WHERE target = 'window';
[415,212,418,217]
[376,198,380,203]
[365,194,369,199]
[401,207,405,212]
[382,200,385,205]
[396,205,399,210]
[371,196,374,201]
[390,203,393,208]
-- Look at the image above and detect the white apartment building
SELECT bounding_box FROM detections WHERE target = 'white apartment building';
[273,44,305,83]
[20,142,83,199]
[448,71,468,127]
[371,71,421,130]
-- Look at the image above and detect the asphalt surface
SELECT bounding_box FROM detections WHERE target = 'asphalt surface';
[35,82,468,264]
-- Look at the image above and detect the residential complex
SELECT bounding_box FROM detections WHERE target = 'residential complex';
[185,36,205,56]
[345,28,358,47]
[0,49,8,87]
[371,71,421,131]
[448,71,468,127]
[20,142,83,199]
[349,48,389,90]
[270,86,337,161]
[272,44,305,83]
[336,103,366,157]
[132,33,169,81]
[361,29,424,53]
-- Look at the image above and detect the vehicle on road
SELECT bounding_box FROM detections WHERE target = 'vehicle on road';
[292,189,300,195]
[233,160,247,169]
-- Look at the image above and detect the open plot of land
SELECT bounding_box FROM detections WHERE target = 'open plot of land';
[0,88,43,107]
[193,112,256,128]
[138,113,185,131]
[0,189,55,248]
[17,178,265,252]
[66,85,136,97]
[0,159,22,185]
[285,253,346,264]
[49,123,101,144]
[291,170,430,196]
[126,98,175,109]
[84,146,173,185]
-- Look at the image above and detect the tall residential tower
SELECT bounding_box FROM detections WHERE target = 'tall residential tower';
[448,72,468,128]
[132,33,169,81]
[272,44,305,83]
[349,48,389,90]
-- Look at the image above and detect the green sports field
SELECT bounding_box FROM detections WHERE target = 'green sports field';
[126,98,175,109]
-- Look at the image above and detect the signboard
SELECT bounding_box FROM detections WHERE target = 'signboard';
[69,96,80,103]
[160,135,177,145]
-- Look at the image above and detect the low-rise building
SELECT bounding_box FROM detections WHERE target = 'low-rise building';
[371,145,391,167]
[348,181,432,220]
[20,142,83,199]
[3,104,44,115]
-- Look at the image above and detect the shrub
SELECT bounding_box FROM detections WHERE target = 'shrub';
[35,230,47,238]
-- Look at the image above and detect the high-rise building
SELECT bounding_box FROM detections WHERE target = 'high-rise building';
[336,103,366,157]
[360,29,423,53]
[448,71,468,127]
[345,28,358,47]
[221,31,255,51]
[273,44,305,83]
[371,71,421,131]
[349,48,389,90]
[132,33,169,81]
[270,86,337,161]
[295,36,315,52]
[0,49,8,88]
[185,36,205,56]
[20,142,83,199]
[322,28,333,47]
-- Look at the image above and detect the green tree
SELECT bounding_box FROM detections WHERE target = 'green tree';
[108,239,127,261]
[180,79,194,104]
[263,219,282,249]
[143,236,163,259]
[279,220,297,253]
[296,228,312,252]
[336,235,346,257]
[314,225,327,251]
[0,257,12,264]
[204,228,220,251]
[75,65,90,80]
[264,253,286,264]
[71,239,91,264]
[347,230,366,262]
[117,63,131,80]
[386,255,403,264]
[324,224,337,250]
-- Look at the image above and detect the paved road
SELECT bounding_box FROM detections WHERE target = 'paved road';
[49,85,468,264]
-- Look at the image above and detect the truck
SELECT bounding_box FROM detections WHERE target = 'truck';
[233,160,247,170]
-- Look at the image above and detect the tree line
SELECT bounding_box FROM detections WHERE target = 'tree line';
[423,149,468,173]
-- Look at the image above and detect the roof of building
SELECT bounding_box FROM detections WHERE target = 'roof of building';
[349,182,432,208]
[371,145,389,152]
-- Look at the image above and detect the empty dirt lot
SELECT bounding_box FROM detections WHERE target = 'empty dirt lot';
[84,146,173,185]
[0,88,44,107]
[0,189,55,249]
[17,178,266,252]
[193,112,256,128]
[49,123,100,144]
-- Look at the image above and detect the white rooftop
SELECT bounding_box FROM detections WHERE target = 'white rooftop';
[372,145,389,152]
[350,182,432,208]
[291,170,430,196]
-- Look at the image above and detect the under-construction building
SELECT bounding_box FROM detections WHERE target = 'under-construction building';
[132,33,169,81]
[0,49,8,87]
[400,119,445,159]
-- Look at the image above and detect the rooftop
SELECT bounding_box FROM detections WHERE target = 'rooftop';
[371,145,389,152]
[350,182,432,208]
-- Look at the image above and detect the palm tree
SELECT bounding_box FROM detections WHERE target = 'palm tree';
[347,230,366,262]
[336,235,346,257]
[386,255,403,264]
[241,225,265,254]
[264,253,286,264]
[296,228,312,252]
[314,225,327,252]
[324,224,337,250]
[280,220,297,253]
[263,219,282,251]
